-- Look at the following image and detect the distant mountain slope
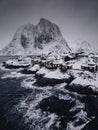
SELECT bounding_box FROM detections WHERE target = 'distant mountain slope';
[71,39,94,54]
[0,18,71,56]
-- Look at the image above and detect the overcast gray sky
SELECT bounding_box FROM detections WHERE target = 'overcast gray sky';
[0,0,98,49]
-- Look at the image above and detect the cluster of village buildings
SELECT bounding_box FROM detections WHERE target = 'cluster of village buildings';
[32,59,72,72]
[29,53,98,73]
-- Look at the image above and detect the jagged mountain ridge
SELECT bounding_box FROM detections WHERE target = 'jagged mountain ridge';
[0,18,71,55]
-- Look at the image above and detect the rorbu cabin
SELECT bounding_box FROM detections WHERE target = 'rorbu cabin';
[39,61,46,66]
[93,54,98,63]
[64,54,73,62]
[45,63,52,69]
[60,65,67,72]
[59,64,73,72]
[81,56,97,72]
[45,62,57,69]
[52,64,58,69]
[96,63,98,71]
[31,60,40,65]
[81,63,96,72]
[66,64,73,69]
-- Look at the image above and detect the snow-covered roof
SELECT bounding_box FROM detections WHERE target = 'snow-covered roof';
[94,54,98,58]
[53,59,66,65]
[71,76,97,89]
[82,63,96,67]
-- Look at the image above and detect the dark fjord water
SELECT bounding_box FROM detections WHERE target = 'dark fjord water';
[0,56,33,130]
[0,56,98,130]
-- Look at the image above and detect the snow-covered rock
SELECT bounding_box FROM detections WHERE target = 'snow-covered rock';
[68,71,98,95]
[36,67,50,75]
[3,58,31,69]
[28,64,40,72]
[44,69,69,80]
[20,64,40,74]
[0,18,71,56]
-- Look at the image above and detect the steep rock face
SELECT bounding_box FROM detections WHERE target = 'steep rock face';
[0,25,25,55]
[0,18,71,55]
[21,24,35,49]
[36,18,62,41]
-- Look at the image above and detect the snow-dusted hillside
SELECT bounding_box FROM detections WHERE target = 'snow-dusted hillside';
[71,39,94,54]
[0,18,71,56]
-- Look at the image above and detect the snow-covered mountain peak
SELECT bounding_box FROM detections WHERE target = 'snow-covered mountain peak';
[75,39,91,48]
[36,18,62,41]
[0,18,71,55]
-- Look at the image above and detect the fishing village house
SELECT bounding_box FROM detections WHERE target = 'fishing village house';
[81,54,98,72]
